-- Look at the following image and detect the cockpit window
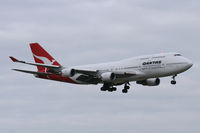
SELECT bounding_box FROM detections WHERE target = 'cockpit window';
[174,54,181,56]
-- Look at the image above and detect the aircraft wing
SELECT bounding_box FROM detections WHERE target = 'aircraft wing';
[74,69,136,77]
[12,69,52,75]
[73,69,137,82]
[9,56,61,69]
[74,68,136,75]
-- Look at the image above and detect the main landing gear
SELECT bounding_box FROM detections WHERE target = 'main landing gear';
[100,83,117,92]
[171,75,177,85]
[122,82,130,93]
[100,82,131,93]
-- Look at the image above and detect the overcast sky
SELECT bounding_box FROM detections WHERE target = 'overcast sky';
[0,0,200,133]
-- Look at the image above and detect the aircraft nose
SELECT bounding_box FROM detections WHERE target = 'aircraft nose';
[186,59,193,68]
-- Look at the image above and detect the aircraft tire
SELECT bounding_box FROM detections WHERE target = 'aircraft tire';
[125,86,130,90]
[122,89,128,93]
[112,87,117,91]
[101,87,107,91]
[171,80,176,85]
[108,88,113,92]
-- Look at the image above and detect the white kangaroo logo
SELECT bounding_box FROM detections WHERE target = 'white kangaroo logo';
[33,54,55,72]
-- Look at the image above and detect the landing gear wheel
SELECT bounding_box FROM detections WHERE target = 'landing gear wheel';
[100,83,117,92]
[171,75,177,85]
[122,89,128,93]
[100,87,107,91]
[101,83,110,91]
[108,87,117,92]
[171,80,176,85]
[123,82,130,93]
[108,89,113,92]
[112,87,117,91]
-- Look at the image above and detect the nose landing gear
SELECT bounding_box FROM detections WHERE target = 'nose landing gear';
[171,75,177,85]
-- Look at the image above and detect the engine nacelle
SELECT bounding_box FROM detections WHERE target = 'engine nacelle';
[100,72,116,82]
[136,78,160,86]
[61,68,76,77]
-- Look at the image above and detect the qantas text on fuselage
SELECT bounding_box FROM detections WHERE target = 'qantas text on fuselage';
[10,43,193,93]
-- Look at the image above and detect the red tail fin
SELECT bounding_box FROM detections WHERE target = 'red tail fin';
[30,43,61,72]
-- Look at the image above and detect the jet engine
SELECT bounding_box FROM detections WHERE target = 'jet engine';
[136,78,160,86]
[100,72,116,82]
[61,68,76,77]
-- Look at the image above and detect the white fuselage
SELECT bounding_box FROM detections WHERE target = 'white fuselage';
[69,53,193,84]
[11,43,193,93]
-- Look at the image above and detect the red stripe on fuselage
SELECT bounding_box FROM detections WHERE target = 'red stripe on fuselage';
[37,74,78,84]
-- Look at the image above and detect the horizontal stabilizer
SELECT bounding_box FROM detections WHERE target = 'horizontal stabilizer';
[9,56,61,69]
[10,56,19,62]
[12,69,52,75]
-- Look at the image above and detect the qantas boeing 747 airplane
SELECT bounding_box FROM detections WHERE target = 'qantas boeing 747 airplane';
[10,43,193,93]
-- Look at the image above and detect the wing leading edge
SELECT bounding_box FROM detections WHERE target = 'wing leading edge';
[10,56,61,69]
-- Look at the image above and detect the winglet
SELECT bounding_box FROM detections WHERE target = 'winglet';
[9,56,19,62]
